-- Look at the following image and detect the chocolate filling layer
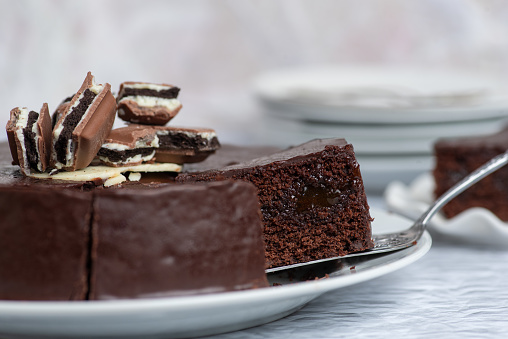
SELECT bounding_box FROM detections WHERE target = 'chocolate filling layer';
[157,133,220,151]
[55,89,97,164]
[23,111,39,170]
[97,147,155,163]
[119,87,180,100]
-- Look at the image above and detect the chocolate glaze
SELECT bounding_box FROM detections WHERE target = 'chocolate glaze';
[0,186,92,300]
[90,180,268,299]
[177,138,374,269]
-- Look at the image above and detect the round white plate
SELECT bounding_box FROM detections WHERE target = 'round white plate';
[384,173,508,247]
[0,209,430,339]
[254,65,508,124]
[259,115,507,155]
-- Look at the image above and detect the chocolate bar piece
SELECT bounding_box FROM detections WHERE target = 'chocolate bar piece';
[116,82,182,125]
[6,103,52,175]
[97,124,159,167]
[153,126,220,164]
[51,72,117,171]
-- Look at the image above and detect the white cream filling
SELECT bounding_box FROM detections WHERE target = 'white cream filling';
[124,83,174,91]
[118,96,181,110]
[128,172,142,181]
[52,77,104,169]
[98,150,156,166]
[15,108,29,172]
[101,135,159,151]
[155,129,216,141]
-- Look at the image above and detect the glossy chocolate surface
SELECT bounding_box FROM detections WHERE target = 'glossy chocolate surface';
[91,180,268,299]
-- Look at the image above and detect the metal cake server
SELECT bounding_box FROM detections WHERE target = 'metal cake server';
[266,150,508,273]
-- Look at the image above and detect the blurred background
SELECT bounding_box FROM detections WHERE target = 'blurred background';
[3,0,508,192]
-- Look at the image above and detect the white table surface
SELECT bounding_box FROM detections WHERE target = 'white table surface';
[204,196,508,339]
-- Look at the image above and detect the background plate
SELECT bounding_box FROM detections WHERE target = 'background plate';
[254,65,508,124]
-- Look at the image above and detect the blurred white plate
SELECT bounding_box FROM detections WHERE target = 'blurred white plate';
[260,115,507,155]
[254,65,508,124]
[384,173,508,246]
[0,209,431,339]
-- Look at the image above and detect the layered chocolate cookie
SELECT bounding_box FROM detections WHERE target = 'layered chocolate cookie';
[117,82,182,125]
[97,125,159,167]
[153,126,220,164]
[51,72,117,171]
[6,103,52,175]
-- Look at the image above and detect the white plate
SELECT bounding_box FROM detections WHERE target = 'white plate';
[254,65,508,124]
[259,115,507,155]
[384,173,508,246]
[0,209,430,339]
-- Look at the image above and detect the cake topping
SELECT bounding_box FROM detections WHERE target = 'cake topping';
[116,81,182,125]
[6,103,52,175]
[50,72,116,171]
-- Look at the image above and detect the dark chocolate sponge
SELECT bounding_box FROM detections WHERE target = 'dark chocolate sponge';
[177,138,374,269]
[434,127,508,221]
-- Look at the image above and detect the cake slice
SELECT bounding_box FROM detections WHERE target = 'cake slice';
[177,138,374,269]
[434,127,508,221]
[6,103,52,175]
[51,72,117,171]
[116,81,182,125]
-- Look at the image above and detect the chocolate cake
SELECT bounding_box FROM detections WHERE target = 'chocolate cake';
[0,186,92,301]
[0,143,268,300]
[90,181,267,299]
[177,138,374,269]
[434,127,508,221]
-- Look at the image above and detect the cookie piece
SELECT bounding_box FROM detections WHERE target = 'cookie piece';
[6,103,52,175]
[97,125,159,167]
[116,82,182,125]
[153,126,220,164]
[51,72,117,171]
